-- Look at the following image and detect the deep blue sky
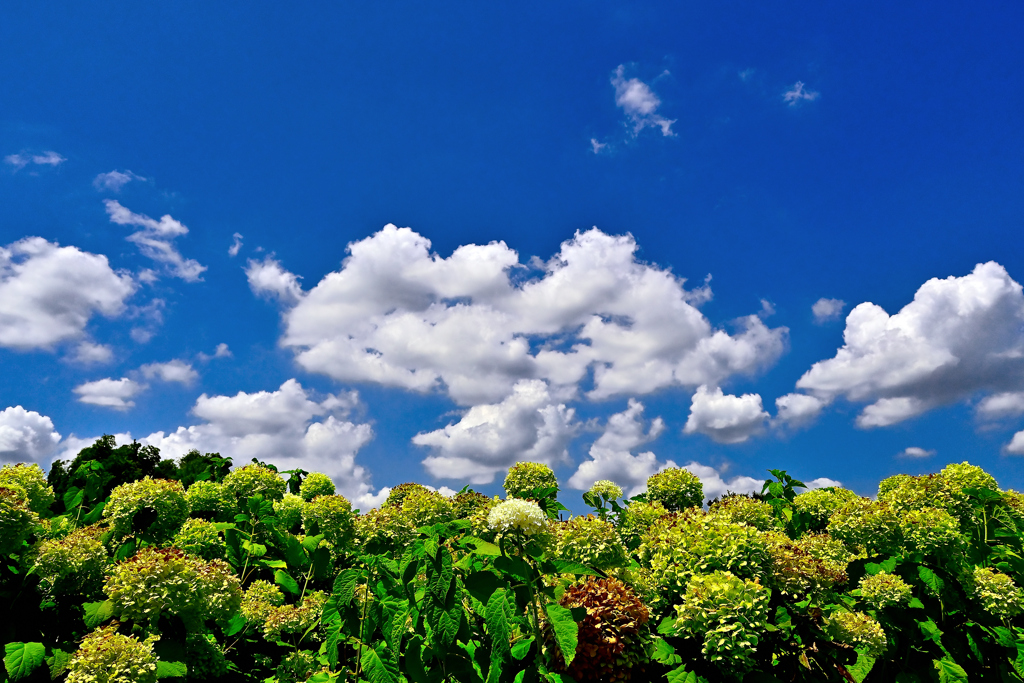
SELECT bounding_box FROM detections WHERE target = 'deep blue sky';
[1,2,1022,506]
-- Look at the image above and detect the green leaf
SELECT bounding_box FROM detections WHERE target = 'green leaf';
[404,635,429,683]
[847,651,876,683]
[224,613,246,637]
[934,657,968,683]
[909,597,925,609]
[510,637,534,661]
[333,568,362,605]
[259,559,288,569]
[46,648,71,681]
[666,664,707,683]
[4,642,45,681]
[362,643,400,683]
[430,549,454,602]
[652,637,682,666]
[493,556,532,582]
[918,566,945,596]
[486,588,514,660]
[918,618,948,654]
[63,488,84,511]
[155,660,188,679]
[82,600,115,628]
[274,569,300,595]
[462,537,501,556]
[544,603,579,667]
[83,501,105,524]
[464,571,503,605]
[549,560,602,576]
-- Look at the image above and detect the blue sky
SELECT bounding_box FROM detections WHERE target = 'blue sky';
[2,2,1023,508]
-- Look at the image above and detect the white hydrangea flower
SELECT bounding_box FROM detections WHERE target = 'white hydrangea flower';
[588,480,623,501]
[487,499,548,536]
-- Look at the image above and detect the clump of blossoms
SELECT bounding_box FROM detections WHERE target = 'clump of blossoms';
[645,468,703,512]
[240,579,286,624]
[827,499,901,556]
[66,626,159,683]
[710,495,779,532]
[0,463,54,514]
[824,611,887,657]
[263,591,328,641]
[302,494,355,548]
[792,487,861,531]
[354,505,416,552]
[0,485,38,555]
[452,490,492,519]
[185,633,228,681]
[103,477,188,543]
[172,518,227,561]
[223,464,286,502]
[385,483,431,509]
[33,525,108,598]
[554,515,627,570]
[275,651,319,683]
[487,498,549,536]
[274,493,306,532]
[298,472,335,501]
[401,488,455,528]
[969,566,1024,618]
[588,480,623,501]
[184,481,235,522]
[899,506,965,557]
[858,571,913,610]
[941,461,998,493]
[503,462,558,499]
[670,570,771,677]
[619,501,669,547]
[762,531,847,599]
[104,547,242,629]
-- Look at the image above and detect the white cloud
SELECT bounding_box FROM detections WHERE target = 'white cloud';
[590,138,608,154]
[70,341,114,365]
[683,385,768,444]
[105,200,206,282]
[773,393,827,429]
[413,380,578,485]
[784,81,820,106]
[567,398,669,495]
[611,65,675,137]
[73,377,146,410]
[797,262,1024,428]
[899,446,936,458]
[274,225,785,406]
[140,379,378,506]
[246,256,304,306]
[140,360,198,385]
[805,477,843,489]
[1006,432,1024,455]
[93,170,145,192]
[812,297,845,323]
[5,151,66,171]
[0,237,135,349]
[228,233,244,257]
[0,406,62,465]
[976,392,1024,420]
[198,343,232,362]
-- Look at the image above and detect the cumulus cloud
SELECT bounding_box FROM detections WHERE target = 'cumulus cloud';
[5,151,66,171]
[273,225,785,406]
[1006,432,1024,455]
[976,392,1024,420]
[70,341,114,365]
[899,446,936,458]
[140,360,198,385]
[0,406,62,464]
[773,393,827,429]
[140,379,378,506]
[567,398,668,495]
[228,233,244,257]
[93,170,146,192]
[73,377,146,410]
[783,82,820,106]
[413,380,578,485]
[805,477,843,489]
[105,200,206,282]
[797,262,1024,429]
[610,65,675,137]
[0,237,135,349]
[683,385,768,444]
[246,256,304,306]
[812,298,845,323]
[198,343,232,362]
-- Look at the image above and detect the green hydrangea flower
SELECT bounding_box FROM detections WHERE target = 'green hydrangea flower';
[619,500,669,547]
[824,611,887,657]
[827,499,901,556]
[452,490,492,519]
[274,493,306,532]
[899,506,965,557]
[401,488,455,528]
[103,477,189,543]
[302,494,355,548]
[240,579,286,624]
[588,480,623,501]
[263,591,328,641]
[0,484,38,555]
[554,515,627,570]
[354,505,417,551]
[671,570,771,676]
[299,472,336,501]
[941,461,998,493]
[33,525,108,598]
[185,633,228,680]
[969,566,1024,618]
[792,487,860,531]
[275,651,318,683]
[104,547,242,629]
[763,531,848,599]
[384,483,431,508]
[710,495,779,531]
[185,481,236,522]
[223,464,286,502]
[66,626,159,683]
[0,463,54,514]
[172,518,227,561]
[503,462,558,499]
[858,571,912,610]
[645,468,703,512]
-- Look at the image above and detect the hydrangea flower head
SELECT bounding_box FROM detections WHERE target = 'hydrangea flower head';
[0,485,37,555]
[33,525,108,598]
[184,480,235,521]
[487,498,548,536]
[274,493,306,531]
[223,464,286,502]
[0,463,54,514]
[859,571,912,610]
[587,480,623,501]
[66,627,159,683]
[104,477,188,543]
[645,468,703,511]
[503,462,558,499]
[824,611,887,657]
[299,472,336,501]
[173,517,227,561]
[970,566,1024,618]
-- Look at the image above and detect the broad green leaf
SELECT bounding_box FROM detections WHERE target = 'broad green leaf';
[549,560,602,576]
[847,651,875,683]
[462,537,501,556]
[464,571,503,605]
[224,613,246,636]
[918,566,945,596]
[909,597,925,609]
[652,637,682,665]
[63,488,84,511]
[259,559,288,569]
[544,603,578,667]
[82,600,115,628]
[156,660,188,679]
[46,648,71,681]
[934,657,968,683]
[274,569,300,595]
[486,588,513,659]
[511,637,534,661]
[333,568,362,605]
[4,642,45,681]
[312,546,332,580]
[83,501,105,524]
[362,643,400,683]
[493,556,532,582]
[404,635,429,683]
[666,664,706,683]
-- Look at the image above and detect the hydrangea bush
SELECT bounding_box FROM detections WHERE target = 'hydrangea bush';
[645,468,703,512]
[103,477,188,543]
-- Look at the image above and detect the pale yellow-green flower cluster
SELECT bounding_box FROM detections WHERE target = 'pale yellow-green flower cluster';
[827,499,901,556]
[66,626,159,683]
[355,505,417,551]
[824,611,887,657]
[899,507,965,557]
[969,566,1024,618]
[554,515,627,570]
[670,570,770,676]
[172,518,227,561]
[487,498,549,536]
[298,472,335,501]
[302,494,355,548]
[710,496,779,532]
[587,480,623,501]
[33,525,108,598]
[240,579,286,624]
[184,481,235,521]
[0,463,54,514]
[618,500,669,547]
[274,493,306,531]
[275,650,319,683]
[103,477,188,543]
[401,487,455,528]
[104,547,241,629]
[223,464,287,502]
[762,531,847,599]
[0,484,38,555]
[858,571,912,610]
[263,590,328,641]
[645,468,703,512]
[792,487,860,531]
[503,462,558,499]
